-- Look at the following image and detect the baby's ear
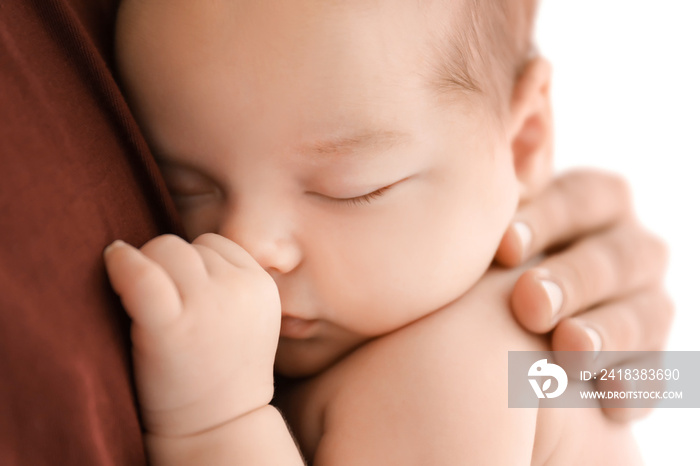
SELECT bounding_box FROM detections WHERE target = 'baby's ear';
[508,57,554,202]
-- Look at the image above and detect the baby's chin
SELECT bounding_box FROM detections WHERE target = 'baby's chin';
[274,333,367,379]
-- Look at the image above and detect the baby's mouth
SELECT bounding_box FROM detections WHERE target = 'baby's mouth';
[280,314,321,339]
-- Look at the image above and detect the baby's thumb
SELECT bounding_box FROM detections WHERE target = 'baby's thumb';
[104,240,182,329]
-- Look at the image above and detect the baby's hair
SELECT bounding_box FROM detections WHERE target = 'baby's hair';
[432,0,539,114]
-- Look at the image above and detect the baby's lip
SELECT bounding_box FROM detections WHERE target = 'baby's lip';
[280,314,320,339]
[281,308,316,320]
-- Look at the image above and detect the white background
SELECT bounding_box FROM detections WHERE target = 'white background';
[537,1,700,464]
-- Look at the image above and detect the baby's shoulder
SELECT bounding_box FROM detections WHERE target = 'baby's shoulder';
[296,267,641,465]
[310,267,548,464]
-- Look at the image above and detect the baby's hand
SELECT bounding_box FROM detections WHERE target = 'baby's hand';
[103,233,281,438]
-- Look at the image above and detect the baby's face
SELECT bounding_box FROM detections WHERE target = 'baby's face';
[117,0,520,376]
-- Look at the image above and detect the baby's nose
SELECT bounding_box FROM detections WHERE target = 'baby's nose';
[218,207,302,275]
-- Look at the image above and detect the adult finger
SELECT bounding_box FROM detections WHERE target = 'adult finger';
[551,288,674,354]
[495,169,632,267]
[553,294,672,424]
[510,222,668,332]
[595,353,667,423]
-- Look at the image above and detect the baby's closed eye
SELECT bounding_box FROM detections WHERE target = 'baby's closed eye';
[159,163,221,207]
[308,176,411,207]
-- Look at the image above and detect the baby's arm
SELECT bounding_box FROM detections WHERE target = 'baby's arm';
[104,234,303,465]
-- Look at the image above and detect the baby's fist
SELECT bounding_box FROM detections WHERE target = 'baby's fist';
[104,233,281,437]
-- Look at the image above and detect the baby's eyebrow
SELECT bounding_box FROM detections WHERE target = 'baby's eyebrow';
[300,129,410,158]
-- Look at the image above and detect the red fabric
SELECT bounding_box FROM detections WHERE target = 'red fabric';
[0,0,182,463]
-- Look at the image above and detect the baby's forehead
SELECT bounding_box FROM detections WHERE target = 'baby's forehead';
[118,0,476,87]
[118,0,456,45]
[117,0,451,80]
[117,0,529,132]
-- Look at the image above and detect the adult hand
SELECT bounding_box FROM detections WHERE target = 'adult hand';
[496,169,673,421]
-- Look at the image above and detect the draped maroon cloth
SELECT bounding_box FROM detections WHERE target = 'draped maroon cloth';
[0,1,182,463]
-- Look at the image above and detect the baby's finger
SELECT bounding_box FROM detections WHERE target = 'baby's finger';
[495,169,632,267]
[551,288,674,354]
[104,240,182,328]
[511,222,668,332]
[192,240,280,307]
[139,234,210,297]
[192,233,261,270]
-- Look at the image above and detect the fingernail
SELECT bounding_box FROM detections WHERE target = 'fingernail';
[540,279,563,319]
[512,222,532,260]
[581,324,602,357]
[104,240,126,255]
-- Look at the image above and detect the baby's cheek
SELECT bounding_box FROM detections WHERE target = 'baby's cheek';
[413,197,513,309]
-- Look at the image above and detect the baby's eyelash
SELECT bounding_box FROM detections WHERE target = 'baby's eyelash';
[338,185,392,206]
[314,177,409,207]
